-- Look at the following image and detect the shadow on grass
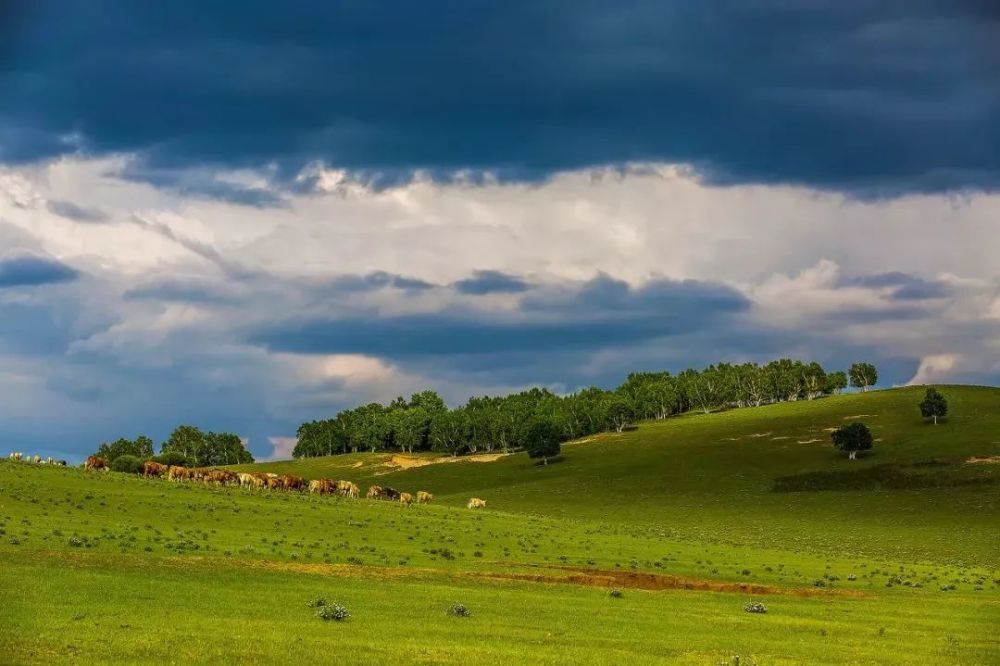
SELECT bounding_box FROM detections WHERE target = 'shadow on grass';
[772,462,1000,492]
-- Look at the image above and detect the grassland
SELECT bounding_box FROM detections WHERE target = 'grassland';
[2,385,998,664]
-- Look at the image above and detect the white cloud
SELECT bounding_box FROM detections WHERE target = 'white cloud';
[266,436,297,460]
[0,156,998,459]
[907,354,962,385]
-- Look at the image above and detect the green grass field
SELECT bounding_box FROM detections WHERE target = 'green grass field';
[2,386,998,664]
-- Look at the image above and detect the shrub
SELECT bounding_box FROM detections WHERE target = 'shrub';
[609,588,624,598]
[110,455,144,474]
[306,597,327,608]
[744,601,767,614]
[448,603,471,617]
[315,602,350,621]
[151,451,189,467]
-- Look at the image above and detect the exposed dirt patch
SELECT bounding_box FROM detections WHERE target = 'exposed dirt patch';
[797,438,823,444]
[470,565,863,598]
[842,414,877,419]
[967,455,1000,465]
[26,551,862,599]
[377,452,511,473]
[771,436,790,440]
[747,432,773,438]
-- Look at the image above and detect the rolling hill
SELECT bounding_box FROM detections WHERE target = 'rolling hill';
[2,385,997,664]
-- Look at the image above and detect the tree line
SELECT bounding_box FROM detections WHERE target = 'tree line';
[94,424,254,468]
[293,359,879,459]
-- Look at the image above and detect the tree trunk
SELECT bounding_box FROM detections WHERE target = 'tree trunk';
[849,450,857,460]
[543,457,548,466]
[933,415,938,425]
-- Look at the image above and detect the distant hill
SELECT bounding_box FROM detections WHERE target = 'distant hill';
[240,385,1000,566]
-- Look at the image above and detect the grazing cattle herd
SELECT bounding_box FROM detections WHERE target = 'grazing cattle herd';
[8,452,487,509]
[8,452,67,466]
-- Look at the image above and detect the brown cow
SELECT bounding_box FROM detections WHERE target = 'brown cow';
[366,484,383,499]
[280,474,306,491]
[84,455,108,471]
[167,465,187,481]
[340,481,360,498]
[309,478,335,495]
[143,461,167,478]
[416,491,433,504]
[399,492,414,505]
[467,497,487,509]
[265,474,283,490]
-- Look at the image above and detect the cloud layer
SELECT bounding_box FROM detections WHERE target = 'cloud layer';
[2,2,998,194]
[0,157,997,461]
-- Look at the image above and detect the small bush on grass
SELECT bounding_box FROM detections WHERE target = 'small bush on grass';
[609,588,624,598]
[448,603,471,617]
[744,601,767,614]
[110,455,143,474]
[151,451,190,467]
[306,597,327,608]
[315,602,350,621]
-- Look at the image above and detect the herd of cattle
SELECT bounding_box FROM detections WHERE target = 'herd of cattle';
[81,455,488,509]
[8,452,67,466]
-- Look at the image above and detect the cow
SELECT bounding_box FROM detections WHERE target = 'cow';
[143,461,168,478]
[467,497,487,509]
[237,472,256,489]
[252,473,268,489]
[416,491,433,504]
[212,469,239,486]
[366,484,383,500]
[338,481,360,498]
[265,474,283,490]
[309,478,335,495]
[399,492,414,505]
[280,474,306,491]
[382,486,401,501]
[85,455,108,471]
[32,455,41,464]
[56,460,67,466]
[167,465,187,481]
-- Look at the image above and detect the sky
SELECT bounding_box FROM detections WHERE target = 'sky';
[0,2,998,462]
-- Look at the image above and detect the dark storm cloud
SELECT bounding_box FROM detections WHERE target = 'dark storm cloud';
[250,274,750,357]
[2,1,997,196]
[843,272,952,300]
[325,272,436,293]
[46,199,109,223]
[452,271,530,295]
[0,255,79,288]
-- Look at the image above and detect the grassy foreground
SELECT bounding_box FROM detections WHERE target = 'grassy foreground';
[2,386,998,664]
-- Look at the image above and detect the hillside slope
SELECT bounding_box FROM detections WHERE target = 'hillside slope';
[241,386,1000,565]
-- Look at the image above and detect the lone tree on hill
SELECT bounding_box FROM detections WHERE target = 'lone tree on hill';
[831,422,873,460]
[525,418,562,465]
[919,387,948,425]
[849,362,878,392]
[825,371,848,395]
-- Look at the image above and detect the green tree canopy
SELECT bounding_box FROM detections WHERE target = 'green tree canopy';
[524,418,562,465]
[918,387,948,425]
[831,422,874,460]
[849,362,878,392]
[95,436,154,463]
